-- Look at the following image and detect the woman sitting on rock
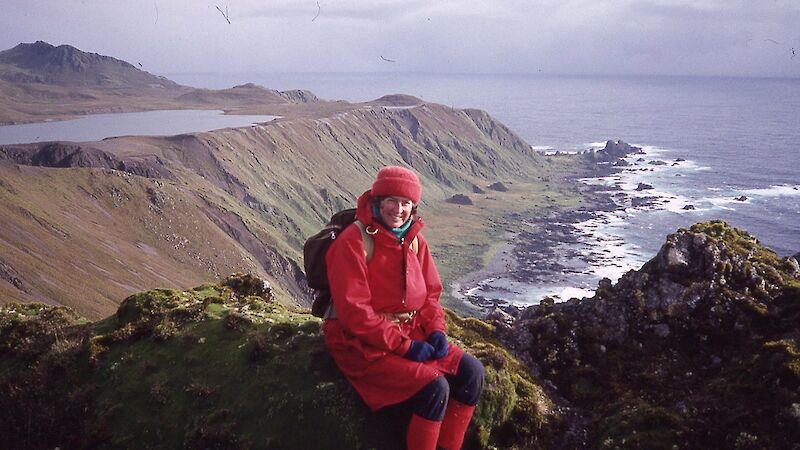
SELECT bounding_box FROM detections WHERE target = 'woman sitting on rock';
[323,166,484,450]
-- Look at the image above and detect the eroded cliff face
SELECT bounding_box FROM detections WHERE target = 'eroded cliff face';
[0,102,552,318]
[500,220,800,449]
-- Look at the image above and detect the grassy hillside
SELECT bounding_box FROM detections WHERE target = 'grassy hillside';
[1,101,600,319]
[0,274,563,450]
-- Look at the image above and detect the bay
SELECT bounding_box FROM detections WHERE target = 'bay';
[0,109,277,145]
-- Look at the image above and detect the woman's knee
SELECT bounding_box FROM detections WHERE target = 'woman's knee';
[410,376,449,421]
[451,353,485,406]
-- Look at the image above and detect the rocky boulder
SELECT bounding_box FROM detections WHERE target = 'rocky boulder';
[446,194,474,205]
[501,220,800,449]
[488,182,509,192]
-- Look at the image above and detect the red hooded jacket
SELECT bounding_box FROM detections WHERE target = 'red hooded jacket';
[322,190,464,411]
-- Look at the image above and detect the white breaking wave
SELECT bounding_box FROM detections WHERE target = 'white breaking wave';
[742,184,800,197]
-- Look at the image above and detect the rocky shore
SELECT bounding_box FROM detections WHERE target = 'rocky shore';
[456,140,645,311]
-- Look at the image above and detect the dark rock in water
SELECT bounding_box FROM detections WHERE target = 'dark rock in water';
[488,182,508,192]
[614,159,629,167]
[683,204,696,210]
[586,140,644,163]
[601,140,644,158]
[675,158,686,162]
[471,184,485,194]
[632,196,660,208]
[734,195,748,202]
[648,160,667,166]
[499,220,800,449]
[637,157,646,162]
[445,194,473,205]
[635,183,654,191]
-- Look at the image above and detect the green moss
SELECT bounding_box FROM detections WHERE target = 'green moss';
[594,398,687,449]
[1,279,561,449]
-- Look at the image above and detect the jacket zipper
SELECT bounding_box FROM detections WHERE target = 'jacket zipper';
[400,237,408,308]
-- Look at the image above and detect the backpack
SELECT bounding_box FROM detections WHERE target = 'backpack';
[303,208,418,318]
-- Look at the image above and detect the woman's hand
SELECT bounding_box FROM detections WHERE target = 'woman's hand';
[426,331,449,359]
[404,340,435,361]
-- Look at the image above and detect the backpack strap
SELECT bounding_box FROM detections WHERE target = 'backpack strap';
[353,221,417,261]
[324,224,418,321]
[353,220,374,263]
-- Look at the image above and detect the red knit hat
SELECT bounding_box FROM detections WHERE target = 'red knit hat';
[371,166,421,203]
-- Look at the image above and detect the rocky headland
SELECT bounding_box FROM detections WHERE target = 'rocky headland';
[496,220,800,449]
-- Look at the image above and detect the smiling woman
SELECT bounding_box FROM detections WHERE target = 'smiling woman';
[323,166,485,450]
[0,110,277,145]
[377,196,415,229]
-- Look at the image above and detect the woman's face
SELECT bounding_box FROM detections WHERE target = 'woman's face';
[379,196,414,228]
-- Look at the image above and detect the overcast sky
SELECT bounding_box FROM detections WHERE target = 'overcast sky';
[2,0,799,78]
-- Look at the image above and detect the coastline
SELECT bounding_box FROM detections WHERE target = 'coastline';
[452,144,646,312]
[452,192,620,311]
[450,237,518,304]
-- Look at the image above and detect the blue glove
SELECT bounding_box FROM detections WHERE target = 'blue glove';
[426,331,449,359]
[405,340,435,362]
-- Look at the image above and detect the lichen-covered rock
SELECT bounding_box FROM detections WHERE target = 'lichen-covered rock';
[501,220,800,449]
[0,275,563,449]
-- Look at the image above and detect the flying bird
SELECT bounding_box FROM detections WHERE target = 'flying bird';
[763,38,796,59]
[380,55,396,63]
[312,2,321,22]
[215,5,231,24]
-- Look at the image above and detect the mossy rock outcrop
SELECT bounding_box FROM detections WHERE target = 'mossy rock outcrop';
[502,221,800,449]
[0,273,562,449]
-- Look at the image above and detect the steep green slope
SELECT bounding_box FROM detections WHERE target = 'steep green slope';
[1,102,593,319]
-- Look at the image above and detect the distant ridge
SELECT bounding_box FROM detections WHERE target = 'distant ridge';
[0,41,178,88]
